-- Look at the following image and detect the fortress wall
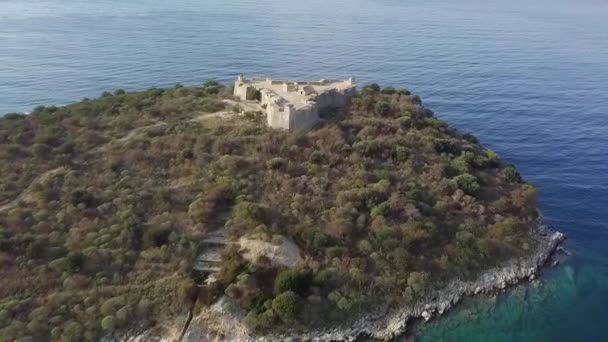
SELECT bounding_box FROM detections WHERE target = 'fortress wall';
[266,104,291,130]
[315,89,355,108]
[291,106,319,131]
[234,82,250,100]
[260,89,273,106]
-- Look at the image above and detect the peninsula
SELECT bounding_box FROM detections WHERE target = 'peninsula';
[0,79,564,341]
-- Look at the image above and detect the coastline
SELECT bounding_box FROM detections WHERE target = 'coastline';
[175,224,566,342]
[103,225,566,342]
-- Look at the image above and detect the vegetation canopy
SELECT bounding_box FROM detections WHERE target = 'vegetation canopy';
[0,81,540,340]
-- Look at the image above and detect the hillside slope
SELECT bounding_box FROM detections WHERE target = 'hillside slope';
[0,82,543,341]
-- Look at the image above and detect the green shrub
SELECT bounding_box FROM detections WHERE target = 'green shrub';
[60,321,83,341]
[232,201,264,224]
[486,150,500,166]
[361,83,380,94]
[243,309,275,332]
[116,305,132,322]
[450,156,470,175]
[453,174,480,195]
[100,315,116,331]
[100,296,125,316]
[370,202,391,218]
[381,86,396,95]
[462,133,479,144]
[266,157,286,170]
[407,271,429,296]
[273,269,310,295]
[373,101,390,116]
[143,224,171,248]
[271,291,300,321]
[503,166,522,182]
[200,98,225,113]
[309,151,323,164]
[357,239,373,255]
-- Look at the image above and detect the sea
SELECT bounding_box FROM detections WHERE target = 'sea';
[1,0,607,340]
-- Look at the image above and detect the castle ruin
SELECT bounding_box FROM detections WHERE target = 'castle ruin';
[233,75,357,130]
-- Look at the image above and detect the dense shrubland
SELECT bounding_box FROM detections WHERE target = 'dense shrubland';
[0,81,539,340]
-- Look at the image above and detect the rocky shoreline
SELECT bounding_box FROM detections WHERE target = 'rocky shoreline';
[191,227,566,342]
[109,227,566,342]
[256,228,566,342]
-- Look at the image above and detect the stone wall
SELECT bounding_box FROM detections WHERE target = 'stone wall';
[265,104,290,130]
[233,80,250,100]
[291,105,319,131]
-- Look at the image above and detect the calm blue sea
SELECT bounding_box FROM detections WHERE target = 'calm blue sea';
[1,0,608,340]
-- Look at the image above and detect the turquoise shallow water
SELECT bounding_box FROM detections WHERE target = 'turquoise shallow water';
[1,0,608,341]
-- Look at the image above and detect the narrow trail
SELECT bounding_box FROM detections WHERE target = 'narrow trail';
[90,121,167,154]
[0,167,66,213]
[0,121,170,213]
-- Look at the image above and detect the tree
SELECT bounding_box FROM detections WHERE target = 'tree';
[271,291,300,321]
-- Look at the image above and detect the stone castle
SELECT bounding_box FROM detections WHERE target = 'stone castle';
[233,75,357,130]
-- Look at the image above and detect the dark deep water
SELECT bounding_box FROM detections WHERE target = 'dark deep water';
[1,0,608,340]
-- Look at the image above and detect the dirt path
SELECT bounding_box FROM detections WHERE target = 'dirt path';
[91,121,168,154]
[0,121,169,213]
[0,167,67,213]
